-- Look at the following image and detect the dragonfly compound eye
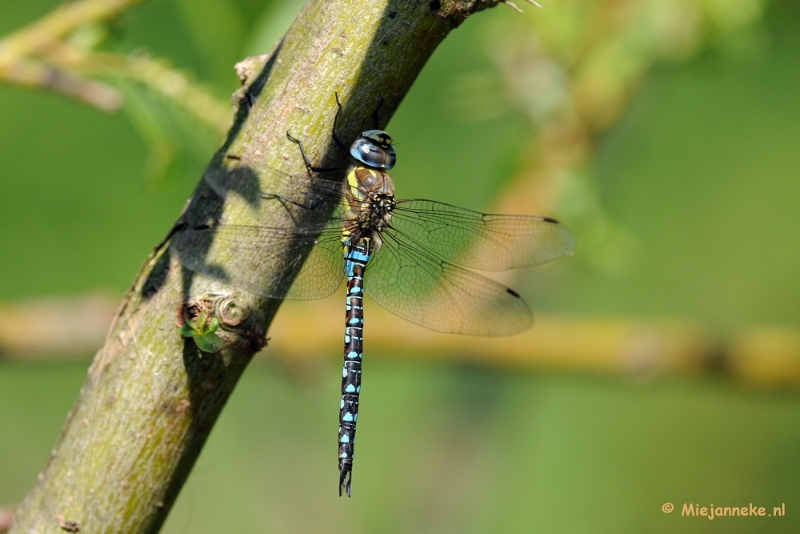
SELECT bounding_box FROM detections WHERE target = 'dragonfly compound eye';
[361,130,393,148]
[350,135,397,170]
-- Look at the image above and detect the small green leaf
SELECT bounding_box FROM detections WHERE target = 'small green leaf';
[177,307,223,352]
[195,311,208,330]
[184,316,198,331]
[178,325,196,338]
[207,317,220,333]
[194,332,224,353]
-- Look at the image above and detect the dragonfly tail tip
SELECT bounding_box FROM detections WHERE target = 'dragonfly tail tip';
[339,469,353,497]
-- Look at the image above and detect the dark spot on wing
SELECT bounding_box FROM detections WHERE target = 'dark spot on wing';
[506,288,522,298]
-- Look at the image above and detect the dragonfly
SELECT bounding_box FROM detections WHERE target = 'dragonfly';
[170,96,576,497]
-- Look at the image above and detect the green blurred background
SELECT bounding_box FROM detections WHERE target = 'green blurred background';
[1,0,800,532]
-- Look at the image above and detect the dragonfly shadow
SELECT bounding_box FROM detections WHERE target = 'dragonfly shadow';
[179,166,263,300]
[139,43,283,302]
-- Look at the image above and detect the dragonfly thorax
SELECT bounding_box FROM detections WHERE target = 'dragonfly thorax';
[363,193,395,230]
[345,191,395,238]
[347,166,395,198]
[349,130,396,169]
[344,166,396,250]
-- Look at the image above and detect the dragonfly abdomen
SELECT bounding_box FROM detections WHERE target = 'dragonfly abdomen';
[338,239,371,497]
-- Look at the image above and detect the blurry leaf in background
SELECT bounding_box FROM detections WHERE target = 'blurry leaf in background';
[118,73,223,189]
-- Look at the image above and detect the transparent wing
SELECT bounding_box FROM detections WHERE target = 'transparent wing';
[171,162,352,299]
[170,192,344,300]
[170,219,346,301]
[364,232,532,336]
[284,231,345,300]
[391,200,576,271]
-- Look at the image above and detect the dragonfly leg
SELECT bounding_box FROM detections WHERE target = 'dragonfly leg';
[335,91,385,141]
[285,131,347,173]
[283,91,350,173]
[371,96,384,130]
[332,92,348,153]
[260,188,339,220]
[285,91,386,174]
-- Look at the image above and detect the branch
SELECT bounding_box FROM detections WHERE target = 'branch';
[8,0,506,531]
[0,295,116,360]
[0,0,143,57]
[6,295,800,389]
[0,0,229,132]
[0,0,145,110]
[0,56,123,111]
[44,45,231,135]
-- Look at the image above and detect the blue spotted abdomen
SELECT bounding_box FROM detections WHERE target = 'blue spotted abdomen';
[338,240,370,497]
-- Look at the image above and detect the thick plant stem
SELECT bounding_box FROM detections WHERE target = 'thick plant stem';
[9,0,503,532]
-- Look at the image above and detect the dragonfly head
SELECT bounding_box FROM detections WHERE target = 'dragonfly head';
[350,130,396,170]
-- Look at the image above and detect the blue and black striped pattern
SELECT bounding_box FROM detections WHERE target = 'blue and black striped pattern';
[338,240,371,496]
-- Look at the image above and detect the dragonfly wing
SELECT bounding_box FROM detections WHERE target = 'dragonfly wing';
[364,231,532,336]
[170,222,345,300]
[284,230,345,300]
[391,200,575,271]
[173,164,348,300]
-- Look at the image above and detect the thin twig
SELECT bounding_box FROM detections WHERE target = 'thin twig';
[0,0,144,60]
[0,0,228,132]
[0,57,122,110]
